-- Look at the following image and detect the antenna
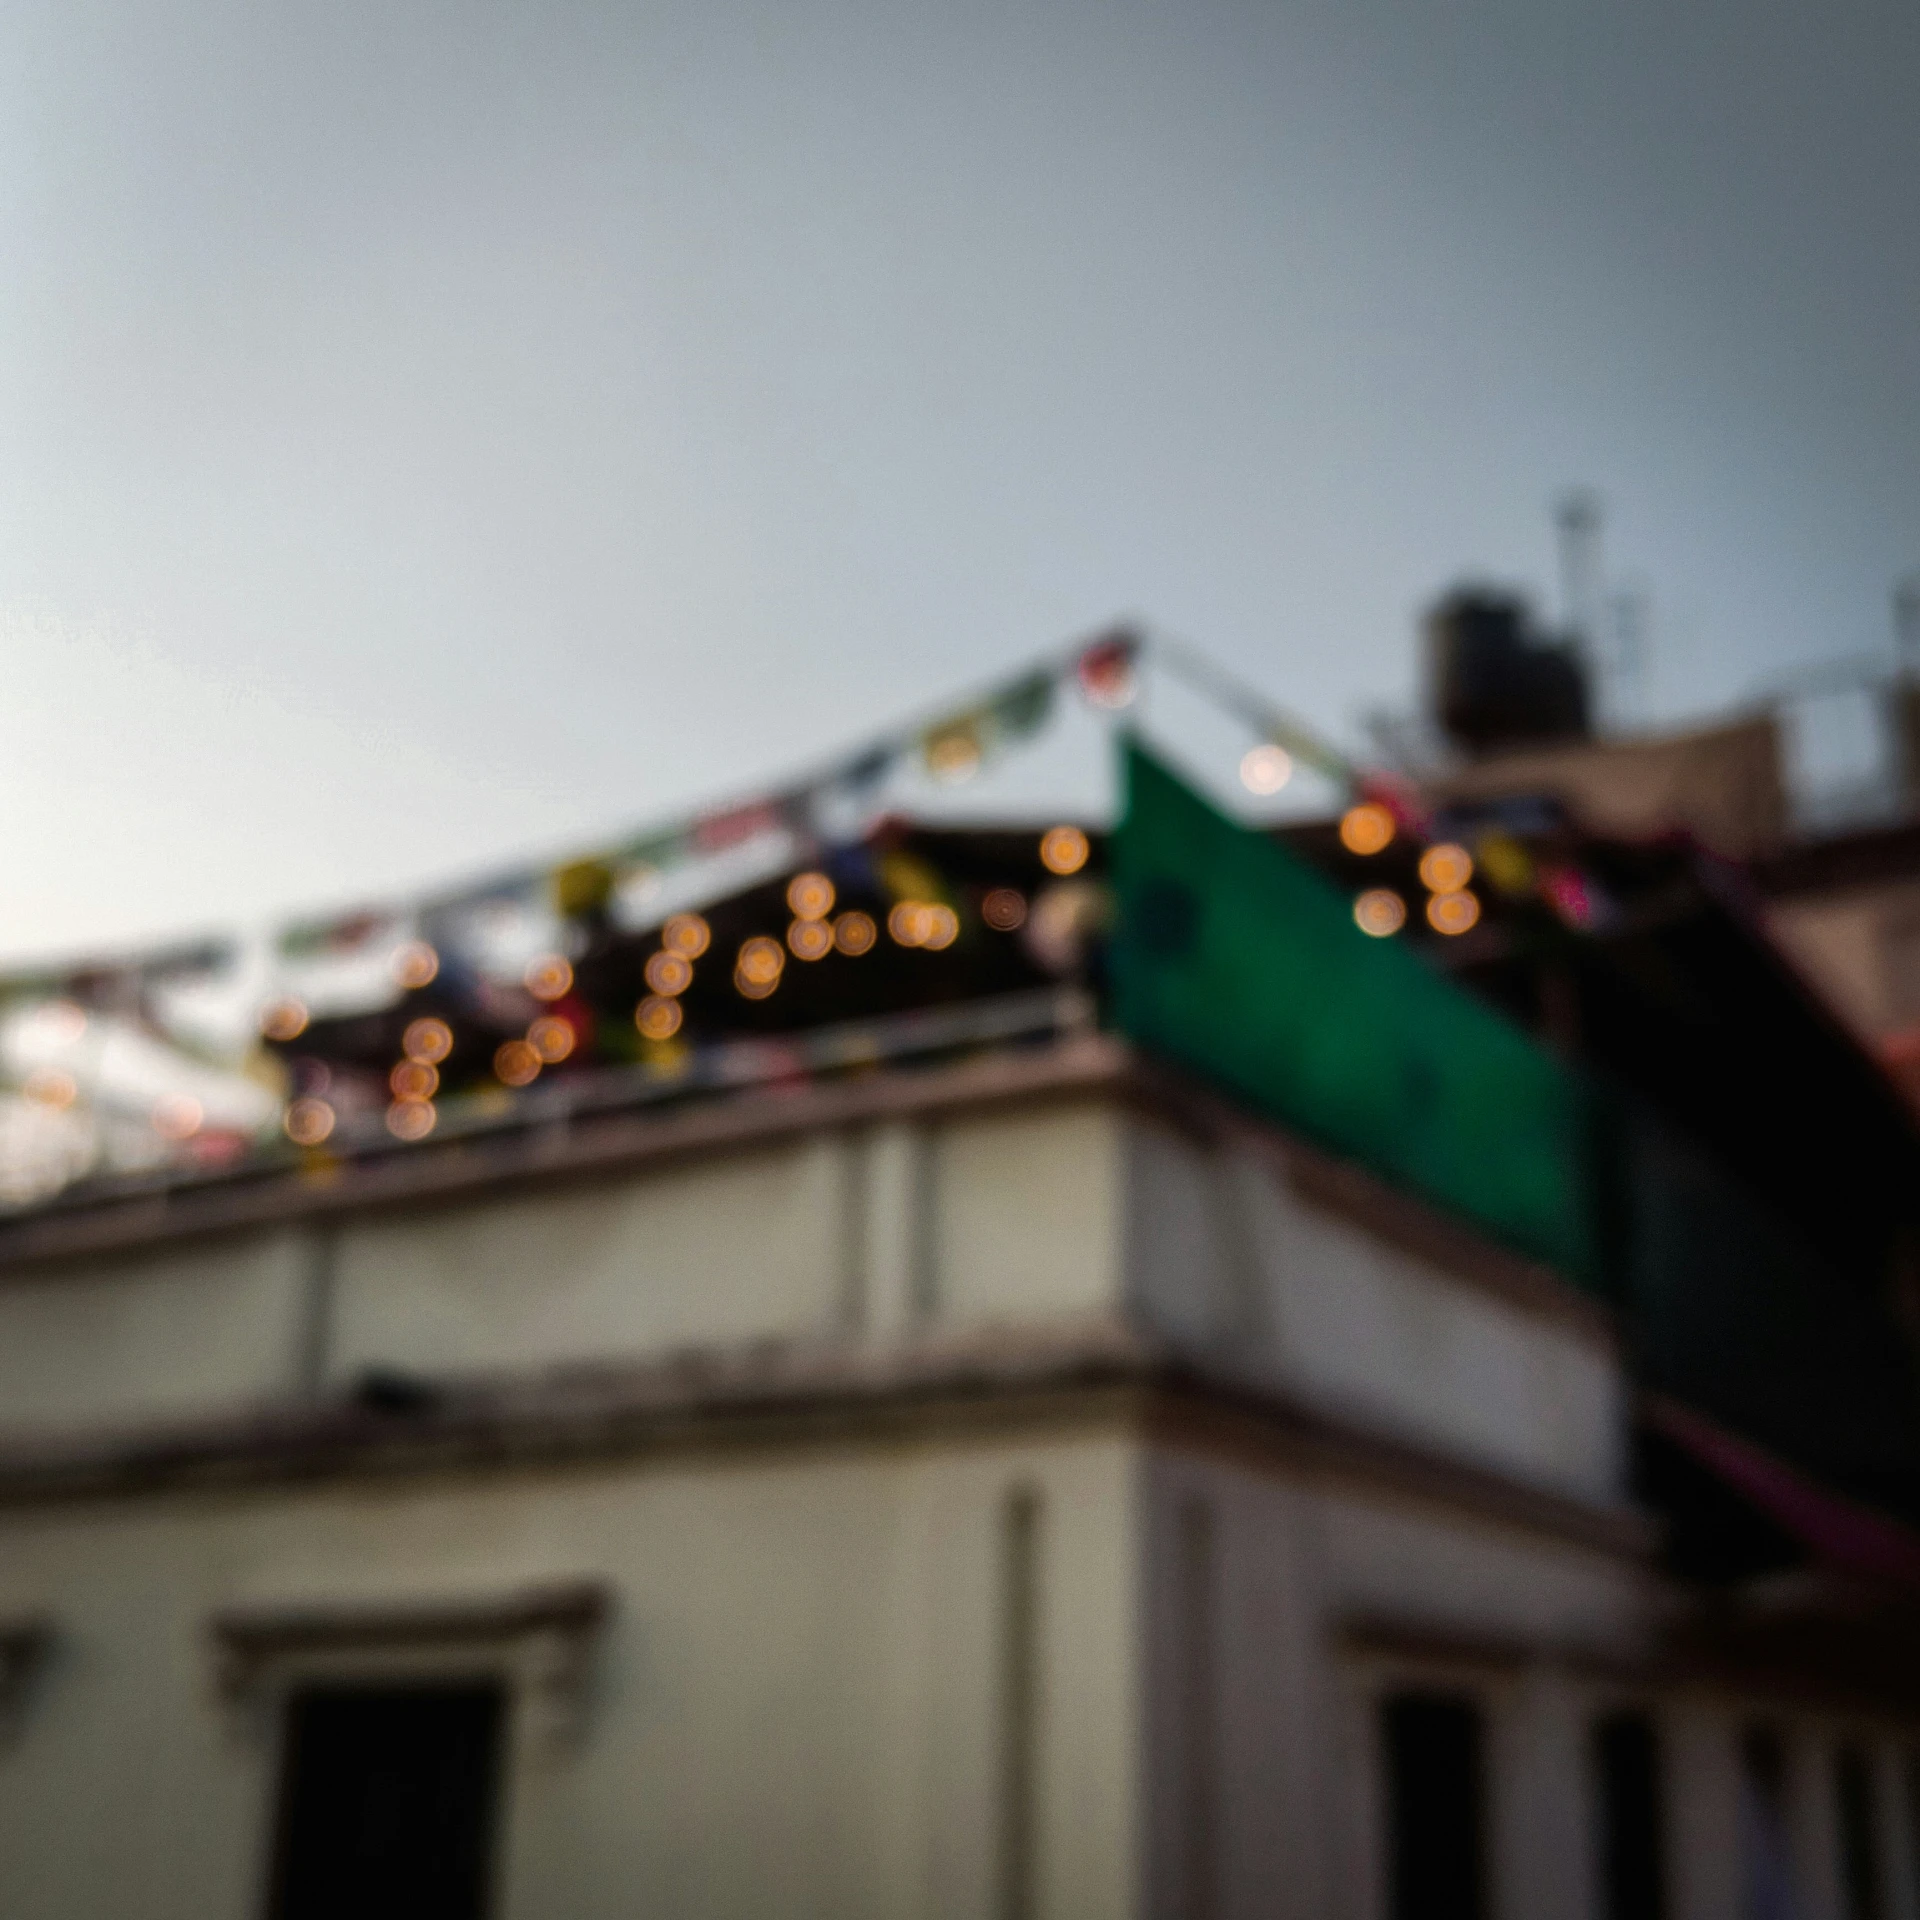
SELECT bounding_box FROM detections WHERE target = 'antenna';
[1896,574,1920,678]
[1553,489,1603,650]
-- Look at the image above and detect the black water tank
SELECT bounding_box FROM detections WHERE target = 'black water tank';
[1427,587,1590,756]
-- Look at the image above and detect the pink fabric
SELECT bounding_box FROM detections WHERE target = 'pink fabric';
[1647,1396,1920,1592]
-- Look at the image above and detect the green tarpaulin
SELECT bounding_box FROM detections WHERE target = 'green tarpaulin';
[1109,739,1603,1284]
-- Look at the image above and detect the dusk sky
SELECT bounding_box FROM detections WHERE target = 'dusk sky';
[3,0,1917,959]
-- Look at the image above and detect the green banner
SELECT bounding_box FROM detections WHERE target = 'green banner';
[1110,740,1602,1285]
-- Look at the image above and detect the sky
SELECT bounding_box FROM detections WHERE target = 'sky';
[2,0,1917,961]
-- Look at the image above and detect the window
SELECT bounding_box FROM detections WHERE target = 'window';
[267,1683,505,1920]
[1835,1745,1884,1920]
[1382,1692,1487,1920]
[1740,1726,1796,1920]
[1593,1711,1667,1920]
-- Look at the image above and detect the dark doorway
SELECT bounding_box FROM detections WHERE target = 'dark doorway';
[267,1683,505,1920]
[1594,1711,1667,1920]
[1382,1691,1487,1920]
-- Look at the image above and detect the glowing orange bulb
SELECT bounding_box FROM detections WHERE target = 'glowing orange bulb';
[1040,825,1089,876]
[390,1058,439,1100]
[888,901,928,947]
[1427,889,1482,936]
[284,1097,336,1146]
[635,996,683,1040]
[736,936,785,986]
[391,940,440,990]
[260,998,310,1043]
[786,872,836,921]
[386,1098,437,1141]
[494,1039,541,1087]
[644,950,693,996]
[734,969,778,1000]
[787,918,833,961]
[920,904,960,950]
[833,911,877,955]
[528,1015,576,1063]
[525,954,574,1001]
[1354,889,1407,937]
[403,1017,453,1064]
[1419,843,1475,894]
[1340,804,1396,856]
[662,913,711,959]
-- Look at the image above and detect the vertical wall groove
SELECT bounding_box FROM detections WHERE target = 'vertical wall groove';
[1001,1485,1042,1920]
[1179,1495,1218,1920]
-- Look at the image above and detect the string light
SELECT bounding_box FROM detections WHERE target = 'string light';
[1418,844,1474,894]
[787,918,833,961]
[259,998,310,1043]
[151,1094,203,1141]
[644,950,693,996]
[921,904,959,950]
[528,1016,576,1063]
[982,888,1027,931]
[525,954,574,1001]
[787,872,836,920]
[1354,889,1407,937]
[1340,804,1396,856]
[495,1039,541,1087]
[390,1059,439,1100]
[387,1099,436,1141]
[635,996,683,1041]
[1427,889,1482,936]
[391,940,440,990]
[403,1017,453,1065]
[1040,825,1089,875]
[925,731,982,782]
[833,911,877,955]
[284,1097,336,1146]
[662,913,711,959]
[1240,744,1293,795]
[735,936,784,997]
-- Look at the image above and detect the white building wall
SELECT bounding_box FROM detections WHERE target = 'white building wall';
[0,1429,1139,1920]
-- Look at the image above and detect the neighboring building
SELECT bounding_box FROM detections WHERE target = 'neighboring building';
[2,743,1920,1920]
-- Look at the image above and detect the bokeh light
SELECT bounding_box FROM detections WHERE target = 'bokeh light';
[982,888,1027,931]
[403,1017,454,1065]
[151,1094,204,1141]
[390,1059,439,1100]
[1427,889,1482,936]
[833,911,877,955]
[1340,804,1396,856]
[787,918,834,961]
[635,996,683,1041]
[24,1068,78,1109]
[925,731,982,782]
[1354,889,1408,937]
[1419,843,1475,894]
[736,936,785,987]
[1240,744,1293,795]
[786,872,836,921]
[663,913,711,959]
[284,1098,336,1147]
[889,902,929,947]
[921,904,960,950]
[31,1001,88,1048]
[524,954,574,1001]
[644,950,693,996]
[387,1099,437,1141]
[391,940,440,990]
[259,998,310,1043]
[1040,825,1090,875]
[494,1039,541,1087]
[528,1016,576,1063]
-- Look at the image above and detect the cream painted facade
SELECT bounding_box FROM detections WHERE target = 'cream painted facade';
[0,1035,1910,1918]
